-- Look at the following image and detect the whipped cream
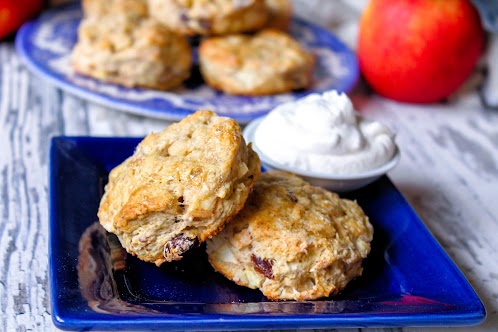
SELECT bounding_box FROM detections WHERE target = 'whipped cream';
[253,90,396,174]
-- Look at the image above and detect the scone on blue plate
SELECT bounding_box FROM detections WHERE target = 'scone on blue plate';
[98,110,261,266]
[72,0,192,90]
[206,171,373,301]
[199,29,314,95]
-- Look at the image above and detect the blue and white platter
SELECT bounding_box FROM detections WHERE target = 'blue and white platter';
[16,4,359,123]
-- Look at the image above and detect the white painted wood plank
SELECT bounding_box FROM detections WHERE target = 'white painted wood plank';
[358,96,498,332]
[0,45,53,331]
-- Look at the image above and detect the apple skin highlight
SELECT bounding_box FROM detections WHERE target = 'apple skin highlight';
[358,0,484,103]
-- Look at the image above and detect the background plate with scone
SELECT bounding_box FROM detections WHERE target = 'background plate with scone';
[16,2,358,123]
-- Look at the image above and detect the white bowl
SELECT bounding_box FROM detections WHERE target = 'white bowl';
[243,117,401,192]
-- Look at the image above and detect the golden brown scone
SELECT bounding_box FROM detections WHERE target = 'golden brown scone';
[71,14,192,90]
[264,0,292,31]
[147,0,269,36]
[82,0,149,19]
[98,111,261,266]
[206,171,373,301]
[199,29,315,95]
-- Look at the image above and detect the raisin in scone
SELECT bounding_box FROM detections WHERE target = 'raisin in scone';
[206,171,373,301]
[148,0,269,36]
[98,111,261,266]
[199,29,314,95]
[72,14,191,90]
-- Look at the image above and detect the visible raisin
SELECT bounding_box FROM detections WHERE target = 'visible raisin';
[180,12,189,22]
[251,254,274,279]
[164,235,198,260]
[177,196,184,206]
[287,190,298,203]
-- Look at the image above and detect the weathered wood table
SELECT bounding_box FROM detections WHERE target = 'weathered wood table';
[1,1,497,331]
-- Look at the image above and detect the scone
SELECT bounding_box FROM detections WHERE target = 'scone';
[82,0,149,19]
[206,171,373,301]
[264,0,292,31]
[98,110,261,266]
[199,29,315,95]
[148,0,269,36]
[72,15,192,90]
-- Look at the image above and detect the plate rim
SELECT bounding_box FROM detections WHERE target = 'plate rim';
[49,136,486,330]
[16,4,359,124]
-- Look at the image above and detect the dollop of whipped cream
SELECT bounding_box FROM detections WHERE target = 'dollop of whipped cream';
[253,90,396,174]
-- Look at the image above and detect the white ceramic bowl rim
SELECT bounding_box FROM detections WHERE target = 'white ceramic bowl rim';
[243,117,401,181]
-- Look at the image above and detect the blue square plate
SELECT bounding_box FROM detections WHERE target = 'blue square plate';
[49,137,486,330]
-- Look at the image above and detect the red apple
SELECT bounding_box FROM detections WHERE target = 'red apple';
[0,0,44,39]
[358,0,485,103]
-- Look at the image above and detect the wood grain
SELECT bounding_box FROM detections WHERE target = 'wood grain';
[359,96,498,332]
[1,45,53,331]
